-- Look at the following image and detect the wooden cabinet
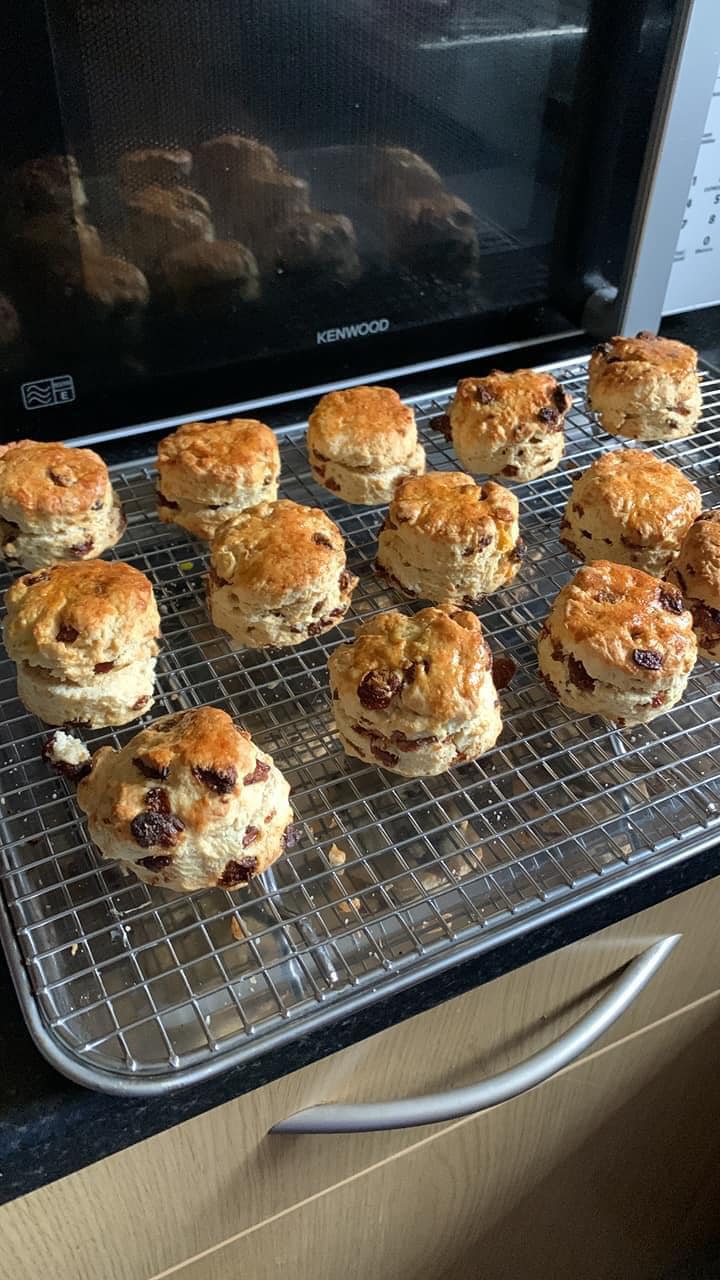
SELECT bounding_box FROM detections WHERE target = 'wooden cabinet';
[3,876,720,1280]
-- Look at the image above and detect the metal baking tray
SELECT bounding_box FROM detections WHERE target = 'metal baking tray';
[2,355,720,1096]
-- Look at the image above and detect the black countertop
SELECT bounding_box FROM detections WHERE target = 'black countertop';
[1,308,719,1208]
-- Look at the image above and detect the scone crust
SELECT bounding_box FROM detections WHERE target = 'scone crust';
[588,332,701,440]
[157,419,280,506]
[210,499,347,599]
[0,441,109,517]
[4,560,160,675]
[451,369,572,448]
[76,707,293,891]
[667,510,720,658]
[308,387,418,468]
[387,472,517,543]
[560,449,701,573]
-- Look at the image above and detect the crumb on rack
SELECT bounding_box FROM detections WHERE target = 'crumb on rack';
[338,897,361,915]
[328,842,347,867]
[231,915,246,942]
[70,942,79,957]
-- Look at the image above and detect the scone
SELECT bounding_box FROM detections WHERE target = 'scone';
[272,212,361,284]
[207,499,357,647]
[9,154,88,218]
[194,134,279,197]
[376,472,522,604]
[364,146,443,202]
[4,560,160,727]
[560,449,701,576]
[588,332,702,441]
[231,170,311,243]
[328,605,502,776]
[118,147,193,193]
[76,707,293,892]
[307,386,426,505]
[51,254,149,348]
[537,560,696,726]
[158,240,260,312]
[667,510,720,658]
[156,418,280,540]
[450,369,572,482]
[383,193,479,276]
[123,185,214,273]
[0,440,125,570]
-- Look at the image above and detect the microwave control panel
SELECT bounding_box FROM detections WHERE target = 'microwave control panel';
[665,65,720,314]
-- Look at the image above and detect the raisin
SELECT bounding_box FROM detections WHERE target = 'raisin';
[510,537,526,562]
[339,569,352,593]
[48,469,73,487]
[145,787,171,814]
[130,811,184,848]
[132,754,169,780]
[568,655,595,692]
[429,412,452,439]
[314,464,326,479]
[492,654,517,690]
[243,759,270,785]
[358,669,401,710]
[651,692,667,708]
[192,765,238,794]
[41,732,91,783]
[137,854,173,872]
[390,730,438,750]
[632,648,663,670]
[462,594,483,608]
[208,568,230,589]
[581,530,592,539]
[474,386,495,405]
[551,642,565,662]
[541,672,559,699]
[282,823,299,850]
[658,588,683,614]
[218,857,258,887]
[593,341,615,360]
[156,489,179,510]
[68,538,93,558]
[325,477,341,492]
[371,743,399,767]
[94,660,115,674]
[553,384,570,412]
[24,571,50,587]
[312,532,333,548]
[537,406,558,425]
[56,623,79,643]
[242,825,260,848]
[332,687,339,700]
[573,503,585,517]
[132,695,149,711]
[502,465,519,477]
[91,498,104,511]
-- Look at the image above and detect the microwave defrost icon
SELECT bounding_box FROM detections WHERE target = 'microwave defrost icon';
[21,375,76,411]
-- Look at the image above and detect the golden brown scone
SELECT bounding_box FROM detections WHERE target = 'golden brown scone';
[208,499,357,646]
[383,193,479,276]
[328,605,503,776]
[588,332,702,441]
[9,154,87,217]
[272,212,360,283]
[4,560,160,727]
[538,560,696,726]
[376,472,522,604]
[123,185,214,273]
[158,239,260,310]
[156,418,280,540]
[0,441,125,570]
[76,707,293,892]
[117,147,193,192]
[307,386,425,504]
[450,369,572,482]
[667,510,720,659]
[560,449,701,576]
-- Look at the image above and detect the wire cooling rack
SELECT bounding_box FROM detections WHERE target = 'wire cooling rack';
[2,356,720,1095]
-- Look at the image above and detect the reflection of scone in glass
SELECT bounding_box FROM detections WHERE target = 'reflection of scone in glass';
[208,499,357,647]
[560,449,701,576]
[273,212,360,284]
[194,134,279,198]
[667,510,720,659]
[4,560,160,727]
[0,441,125,570]
[10,154,88,217]
[538,560,696,727]
[308,386,425,505]
[0,294,20,348]
[124,186,214,272]
[10,212,103,275]
[156,418,280,540]
[383,193,479,276]
[232,170,311,243]
[450,369,572,482]
[118,147,193,193]
[54,254,149,346]
[76,707,293,892]
[588,332,702,441]
[159,240,260,312]
[328,605,502,777]
[377,472,522,605]
[365,146,443,202]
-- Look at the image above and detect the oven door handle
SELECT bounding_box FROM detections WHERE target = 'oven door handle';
[271,935,680,1134]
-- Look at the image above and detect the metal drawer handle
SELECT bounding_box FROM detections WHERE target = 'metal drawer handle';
[272,935,680,1134]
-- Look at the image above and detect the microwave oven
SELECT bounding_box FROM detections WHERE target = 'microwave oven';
[0,0,717,445]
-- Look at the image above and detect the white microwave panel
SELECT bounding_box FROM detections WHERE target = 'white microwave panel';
[665,66,720,314]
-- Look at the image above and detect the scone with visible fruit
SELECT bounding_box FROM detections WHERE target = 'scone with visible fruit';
[156,418,280,540]
[76,707,293,892]
[560,449,701,576]
[307,386,425,504]
[4,560,160,726]
[588,332,702,441]
[0,440,125,570]
[208,499,357,647]
[376,471,522,604]
[328,605,502,776]
[538,560,696,726]
[667,509,720,658]
[450,369,572,482]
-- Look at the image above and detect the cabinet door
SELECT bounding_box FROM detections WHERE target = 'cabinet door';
[171,992,720,1280]
[3,876,720,1280]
